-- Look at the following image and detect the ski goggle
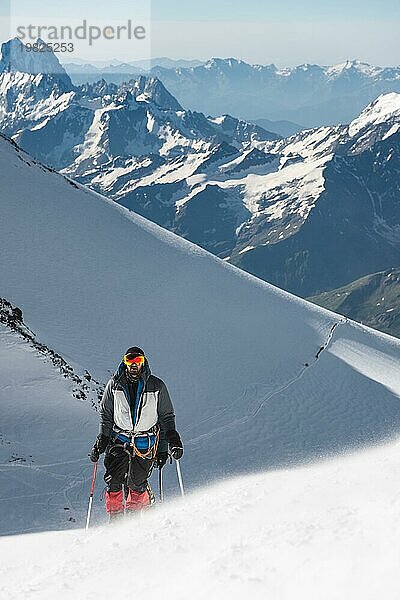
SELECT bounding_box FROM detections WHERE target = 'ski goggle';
[123,354,145,367]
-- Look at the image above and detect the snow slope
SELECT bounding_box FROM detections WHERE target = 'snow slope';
[1,133,400,533]
[0,324,98,535]
[0,298,105,535]
[1,438,400,599]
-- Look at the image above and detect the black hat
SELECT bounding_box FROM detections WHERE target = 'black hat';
[124,346,145,357]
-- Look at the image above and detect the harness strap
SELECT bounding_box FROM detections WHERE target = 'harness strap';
[133,429,160,460]
[111,427,160,460]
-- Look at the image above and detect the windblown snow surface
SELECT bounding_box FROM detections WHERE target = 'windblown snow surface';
[1,438,400,600]
[1,133,400,597]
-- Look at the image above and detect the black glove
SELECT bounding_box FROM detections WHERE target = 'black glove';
[166,429,183,460]
[89,434,109,462]
[155,451,168,469]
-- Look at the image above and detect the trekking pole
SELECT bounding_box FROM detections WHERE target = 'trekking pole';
[122,482,127,515]
[175,459,185,497]
[158,466,164,502]
[85,461,98,531]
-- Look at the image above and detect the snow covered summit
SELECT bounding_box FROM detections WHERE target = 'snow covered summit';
[348,91,400,142]
[0,37,71,82]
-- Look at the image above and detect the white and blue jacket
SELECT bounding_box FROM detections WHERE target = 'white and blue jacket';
[99,359,176,453]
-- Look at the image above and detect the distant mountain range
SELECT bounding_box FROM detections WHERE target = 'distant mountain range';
[2,38,400,299]
[62,58,304,137]
[63,57,204,82]
[60,55,400,129]
[150,58,400,128]
[54,54,400,132]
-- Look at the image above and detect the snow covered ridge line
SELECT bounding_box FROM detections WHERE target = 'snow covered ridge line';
[5,131,76,185]
[0,297,104,408]
[0,132,83,192]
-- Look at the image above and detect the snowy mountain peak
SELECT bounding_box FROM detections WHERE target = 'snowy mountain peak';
[348,92,400,138]
[132,75,183,111]
[204,57,248,71]
[294,63,324,73]
[338,59,362,71]
[326,59,382,79]
[0,37,72,91]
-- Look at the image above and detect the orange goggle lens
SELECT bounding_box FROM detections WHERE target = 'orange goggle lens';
[123,354,145,366]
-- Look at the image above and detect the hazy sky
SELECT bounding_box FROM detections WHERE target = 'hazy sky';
[2,0,400,66]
